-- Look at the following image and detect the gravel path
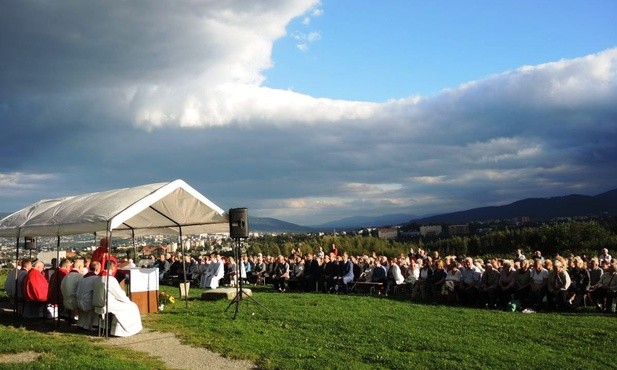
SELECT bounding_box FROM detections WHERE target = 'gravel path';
[104,329,257,370]
[0,303,257,369]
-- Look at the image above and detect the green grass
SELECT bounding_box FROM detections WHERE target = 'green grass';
[148,285,617,370]
[0,325,167,369]
[2,268,616,370]
[0,271,167,370]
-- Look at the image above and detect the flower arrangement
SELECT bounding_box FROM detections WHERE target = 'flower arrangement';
[159,291,175,305]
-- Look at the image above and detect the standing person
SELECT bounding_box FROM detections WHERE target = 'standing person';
[515,249,526,262]
[599,248,612,263]
[330,244,338,257]
[91,238,118,276]
[273,255,290,292]
[532,251,545,264]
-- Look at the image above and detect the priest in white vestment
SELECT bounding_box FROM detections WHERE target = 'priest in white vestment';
[93,261,142,337]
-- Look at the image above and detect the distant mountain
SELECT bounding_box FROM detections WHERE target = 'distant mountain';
[311,213,420,231]
[250,216,315,233]
[411,189,617,224]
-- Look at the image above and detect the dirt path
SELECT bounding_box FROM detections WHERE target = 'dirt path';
[104,329,257,370]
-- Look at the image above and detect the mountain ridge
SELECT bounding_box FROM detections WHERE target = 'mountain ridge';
[3,187,616,233]
[411,190,617,224]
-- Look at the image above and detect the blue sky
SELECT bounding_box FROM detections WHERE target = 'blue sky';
[1,1,616,226]
[267,1,617,100]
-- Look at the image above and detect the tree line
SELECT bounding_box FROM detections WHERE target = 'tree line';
[245,220,617,259]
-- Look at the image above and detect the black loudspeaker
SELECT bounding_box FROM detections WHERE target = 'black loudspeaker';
[229,208,249,238]
[24,237,37,250]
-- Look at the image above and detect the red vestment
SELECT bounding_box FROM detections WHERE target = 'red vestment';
[92,246,118,276]
[47,267,69,305]
[91,246,108,264]
[23,269,49,302]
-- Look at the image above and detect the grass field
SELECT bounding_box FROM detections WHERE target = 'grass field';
[146,284,617,370]
[1,271,616,370]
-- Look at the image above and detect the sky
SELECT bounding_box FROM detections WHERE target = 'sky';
[1,1,616,226]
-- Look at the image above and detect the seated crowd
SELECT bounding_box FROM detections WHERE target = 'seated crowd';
[3,238,142,337]
[186,245,617,314]
[10,242,612,327]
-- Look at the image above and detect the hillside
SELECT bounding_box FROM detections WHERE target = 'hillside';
[412,189,617,224]
[311,213,420,231]
[250,216,314,233]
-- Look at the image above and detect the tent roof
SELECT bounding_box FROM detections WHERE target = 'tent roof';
[0,179,229,237]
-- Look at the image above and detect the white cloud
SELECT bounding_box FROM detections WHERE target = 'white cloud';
[292,30,322,52]
[464,137,542,163]
[312,8,324,17]
[0,173,57,200]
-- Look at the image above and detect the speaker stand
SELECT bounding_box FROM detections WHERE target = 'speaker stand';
[225,237,270,319]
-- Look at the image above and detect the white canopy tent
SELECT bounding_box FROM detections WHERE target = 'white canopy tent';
[0,179,230,238]
[1,179,231,315]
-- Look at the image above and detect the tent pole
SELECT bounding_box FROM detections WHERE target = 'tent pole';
[54,235,61,325]
[179,227,189,308]
[12,231,21,317]
[131,229,137,265]
[93,233,97,261]
[103,229,112,338]
[146,205,188,307]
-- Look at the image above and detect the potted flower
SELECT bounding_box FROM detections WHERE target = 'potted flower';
[158,291,175,311]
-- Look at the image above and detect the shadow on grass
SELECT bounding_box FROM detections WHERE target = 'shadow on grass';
[0,300,101,337]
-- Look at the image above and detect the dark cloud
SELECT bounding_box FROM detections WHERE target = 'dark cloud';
[1,2,616,225]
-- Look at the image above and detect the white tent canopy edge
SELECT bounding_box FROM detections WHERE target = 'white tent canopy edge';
[0,179,230,238]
